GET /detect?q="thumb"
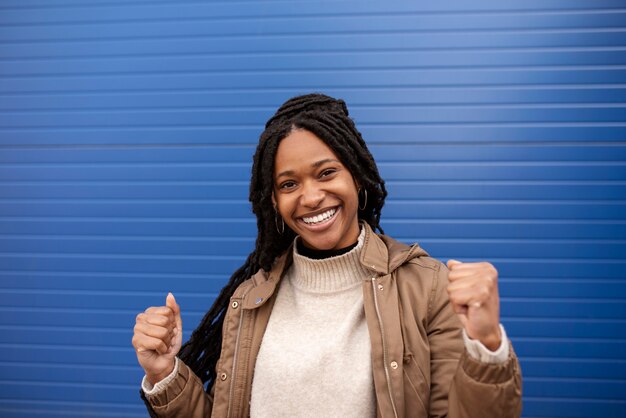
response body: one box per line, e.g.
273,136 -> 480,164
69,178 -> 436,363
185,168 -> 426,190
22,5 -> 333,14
447,259 -> 462,269
166,292 -> 182,330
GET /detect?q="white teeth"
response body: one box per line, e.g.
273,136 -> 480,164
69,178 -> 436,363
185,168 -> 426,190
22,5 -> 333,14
302,208 -> 336,225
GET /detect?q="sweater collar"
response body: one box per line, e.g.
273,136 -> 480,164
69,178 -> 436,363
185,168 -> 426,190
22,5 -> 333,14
242,222 -> 429,309
289,226 -> 371,293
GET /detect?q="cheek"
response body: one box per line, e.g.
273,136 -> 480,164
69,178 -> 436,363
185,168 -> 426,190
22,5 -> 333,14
343,185 -> 359,208
275,194 -> 295,218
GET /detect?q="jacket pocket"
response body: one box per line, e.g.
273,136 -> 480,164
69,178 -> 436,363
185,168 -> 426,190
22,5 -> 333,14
402,353 -> 429,415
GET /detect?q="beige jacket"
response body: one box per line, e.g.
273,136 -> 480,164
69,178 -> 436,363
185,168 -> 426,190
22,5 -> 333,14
143,223 -> 522,417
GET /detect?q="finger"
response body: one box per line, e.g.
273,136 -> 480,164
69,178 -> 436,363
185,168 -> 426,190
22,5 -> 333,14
133,331 -> 171,354
450,263 -> 489,273
447,268 -> 483,282
450,261 -> 497,276
166,292 -> 183,331
136,311 -> 173,327
133,334 -> 171,355
447,279 -> 476,293
135,322 -> 174,342
137,310 -> 175,330
448,287 -> 487,308
447,272 -> 489,291
446,259 -> 462,270
143,314 -> 173,328
145,306 -> 175,319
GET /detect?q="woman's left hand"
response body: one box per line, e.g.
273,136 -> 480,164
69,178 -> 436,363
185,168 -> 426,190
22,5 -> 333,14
446,259 -> 502,351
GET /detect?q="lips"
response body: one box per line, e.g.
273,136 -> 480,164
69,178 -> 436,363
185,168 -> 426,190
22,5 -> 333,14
301,208 -> 337,225
296,206 -> 340,230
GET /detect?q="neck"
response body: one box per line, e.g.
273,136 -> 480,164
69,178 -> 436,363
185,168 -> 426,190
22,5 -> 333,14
296,240 -> 359,260
290,226 -> 370,293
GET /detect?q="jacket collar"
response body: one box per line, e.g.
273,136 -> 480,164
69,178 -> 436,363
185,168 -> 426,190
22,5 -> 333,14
241,222 -> 429,309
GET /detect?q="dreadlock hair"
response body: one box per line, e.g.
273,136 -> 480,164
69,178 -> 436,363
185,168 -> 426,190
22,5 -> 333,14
178,93 -> 388,392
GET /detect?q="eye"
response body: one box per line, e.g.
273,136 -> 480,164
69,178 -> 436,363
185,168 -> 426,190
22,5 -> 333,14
279,180 -> 297,190
320,168 -> 336,178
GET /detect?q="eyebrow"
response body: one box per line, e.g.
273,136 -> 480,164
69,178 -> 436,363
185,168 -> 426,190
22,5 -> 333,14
275,158 -> 340,180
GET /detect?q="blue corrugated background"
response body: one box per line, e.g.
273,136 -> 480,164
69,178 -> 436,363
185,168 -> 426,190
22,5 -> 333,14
1,1 -> 625,417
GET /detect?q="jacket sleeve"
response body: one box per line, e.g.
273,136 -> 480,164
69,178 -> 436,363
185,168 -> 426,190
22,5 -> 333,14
140,358 -> 213,418
427,262 -> 523,418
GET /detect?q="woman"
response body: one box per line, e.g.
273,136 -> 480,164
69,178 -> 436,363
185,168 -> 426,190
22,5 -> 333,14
132,94 -> 522,417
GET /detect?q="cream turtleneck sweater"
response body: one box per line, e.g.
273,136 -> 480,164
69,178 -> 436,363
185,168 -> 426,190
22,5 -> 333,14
250,227 -> 376,418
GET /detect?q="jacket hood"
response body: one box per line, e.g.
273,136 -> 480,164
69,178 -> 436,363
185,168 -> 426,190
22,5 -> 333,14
359,223 -> 430,275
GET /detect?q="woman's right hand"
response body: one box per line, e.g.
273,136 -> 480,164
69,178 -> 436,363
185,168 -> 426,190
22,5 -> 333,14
132,292 -> 183,385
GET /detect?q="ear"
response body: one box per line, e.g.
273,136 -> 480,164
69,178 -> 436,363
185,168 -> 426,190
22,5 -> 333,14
271,192 -> 277,209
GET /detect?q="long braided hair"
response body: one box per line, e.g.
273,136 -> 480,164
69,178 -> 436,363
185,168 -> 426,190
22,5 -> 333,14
178,93 -> 388,391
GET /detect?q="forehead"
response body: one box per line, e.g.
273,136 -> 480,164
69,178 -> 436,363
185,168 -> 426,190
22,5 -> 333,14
273,129 -> 340,173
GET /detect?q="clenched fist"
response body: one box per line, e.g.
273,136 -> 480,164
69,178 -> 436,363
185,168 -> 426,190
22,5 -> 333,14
132,293 -> 183,385
446,260 -> 502,351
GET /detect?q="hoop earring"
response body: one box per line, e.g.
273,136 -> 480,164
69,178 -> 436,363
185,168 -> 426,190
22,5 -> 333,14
275,211 -> 285,234
358,188 -> 368,211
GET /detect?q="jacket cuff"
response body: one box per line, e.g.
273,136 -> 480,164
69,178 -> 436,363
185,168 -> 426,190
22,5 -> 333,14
462,324 -> 509,364
459,342 -> 519,385
143,359 -> 194,408
141,357 -> 180,396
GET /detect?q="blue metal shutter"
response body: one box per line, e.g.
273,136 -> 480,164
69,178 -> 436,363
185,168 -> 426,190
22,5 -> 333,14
0,1 -> 624,417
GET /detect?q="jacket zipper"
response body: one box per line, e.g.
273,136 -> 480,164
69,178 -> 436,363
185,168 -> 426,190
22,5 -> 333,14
226,287 -> 253,418
371,277 -> 399,418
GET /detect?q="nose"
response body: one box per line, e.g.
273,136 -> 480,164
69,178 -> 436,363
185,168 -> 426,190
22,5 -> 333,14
300,180 -> 324,208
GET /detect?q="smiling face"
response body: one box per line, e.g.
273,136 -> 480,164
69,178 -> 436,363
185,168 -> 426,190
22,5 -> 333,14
272,129 -> 361,251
